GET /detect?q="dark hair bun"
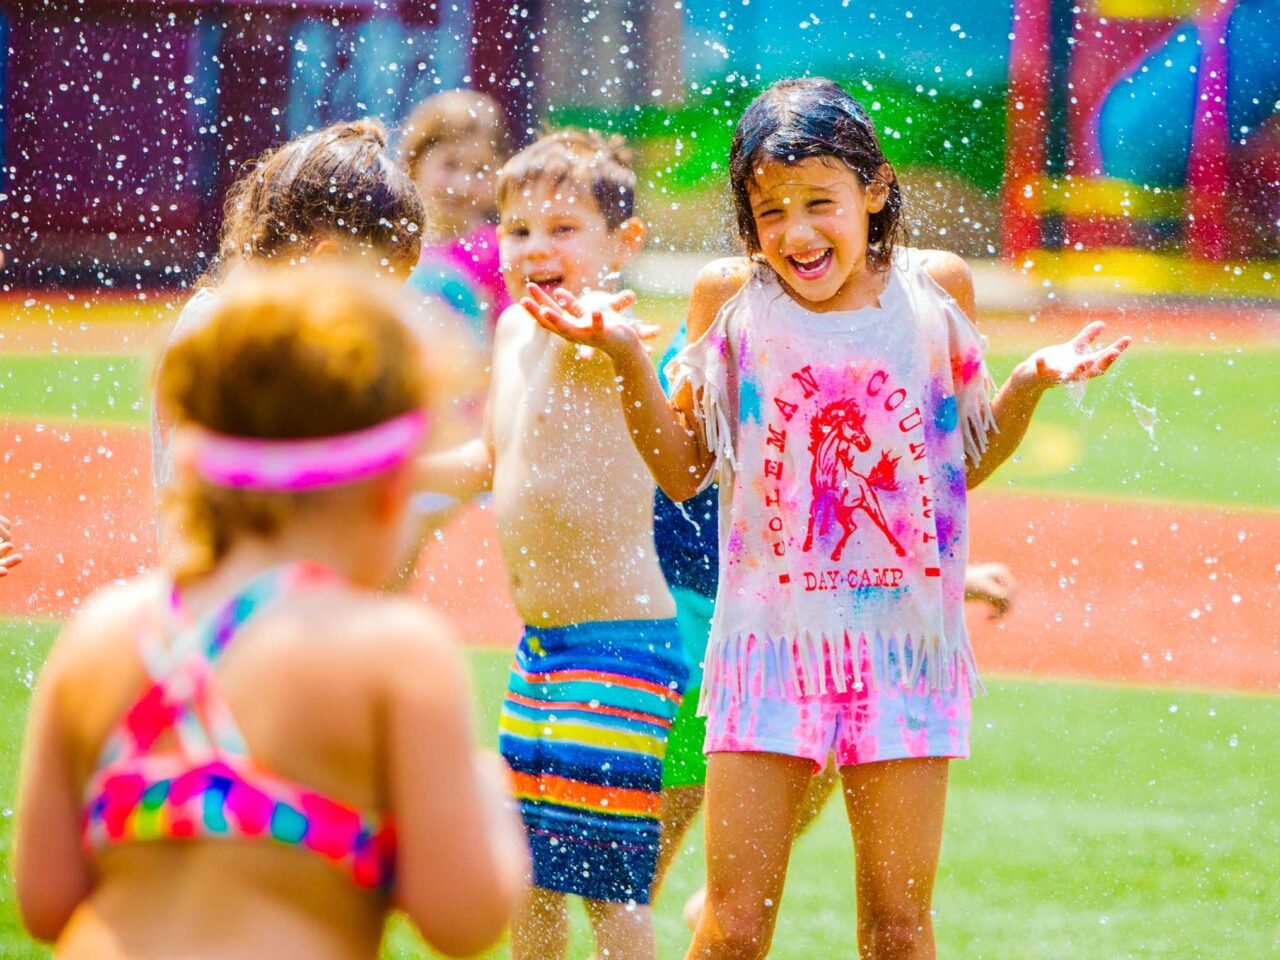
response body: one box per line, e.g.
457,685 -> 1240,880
340,118 -> 390,148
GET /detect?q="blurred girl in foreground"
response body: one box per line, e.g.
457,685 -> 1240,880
15,263 -> 527,960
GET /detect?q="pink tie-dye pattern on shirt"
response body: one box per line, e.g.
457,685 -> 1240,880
701,631 -> 971,769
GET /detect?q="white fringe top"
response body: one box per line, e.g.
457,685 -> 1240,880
667,250 -> 996,709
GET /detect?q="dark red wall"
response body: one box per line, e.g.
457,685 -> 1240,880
0,0 -> 540,285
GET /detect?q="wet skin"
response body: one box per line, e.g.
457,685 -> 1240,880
490,182 -> 674,627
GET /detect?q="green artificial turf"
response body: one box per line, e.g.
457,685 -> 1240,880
0,355 -> 150,425
982,346 -> 1279,509
1,626 -> 1276,959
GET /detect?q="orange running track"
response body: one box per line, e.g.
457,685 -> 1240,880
1,421 -> 1276,694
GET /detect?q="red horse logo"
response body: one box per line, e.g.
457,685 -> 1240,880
801,399 -> 905,561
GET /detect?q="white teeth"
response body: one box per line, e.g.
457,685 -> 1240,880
791,251 -> 829,270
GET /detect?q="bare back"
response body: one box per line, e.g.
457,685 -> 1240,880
20,568 -> 497,960
488,306 -> 674,626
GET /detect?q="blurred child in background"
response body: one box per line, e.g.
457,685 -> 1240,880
401,89 -> 512,348
153,119 -> 427,491
15,263 -> 527,960
151,118 -> 483,567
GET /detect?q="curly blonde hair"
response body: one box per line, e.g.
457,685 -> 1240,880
158,263 -> 427,580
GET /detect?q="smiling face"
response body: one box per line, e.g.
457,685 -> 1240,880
747,157 -> 890,312
497,179 -> 643,301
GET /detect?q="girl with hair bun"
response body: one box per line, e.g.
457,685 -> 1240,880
152,119 -> 482,524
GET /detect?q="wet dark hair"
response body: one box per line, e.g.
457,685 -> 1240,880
729,78 -> 904,271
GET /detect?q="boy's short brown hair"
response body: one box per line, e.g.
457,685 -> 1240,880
400,89 -> 509,180
495,129 -> 636,231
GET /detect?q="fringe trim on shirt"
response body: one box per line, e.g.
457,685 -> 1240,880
696,629 -> 984,715
960,367 -> 998,469
667,357 -> 738,490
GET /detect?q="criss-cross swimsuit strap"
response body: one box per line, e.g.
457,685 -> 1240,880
93,562 -> 340,774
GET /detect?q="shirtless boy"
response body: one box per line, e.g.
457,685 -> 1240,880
418,130 -> 684,960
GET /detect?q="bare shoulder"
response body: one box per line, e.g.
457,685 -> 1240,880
348,596 -> 466,691
50,576 -> 159,674
694,256 -> 753,292
494,301 -> 537,342
488,302 -> 541,372
913,248 -> 975,316
42,577 -> 161,748
688,257 -> 752,340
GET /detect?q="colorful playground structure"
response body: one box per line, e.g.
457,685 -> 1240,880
1,1 -> 1275,293
1002,0 -> 1279,294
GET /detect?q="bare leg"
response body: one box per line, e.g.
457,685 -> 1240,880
654,784 -> 706,900
584,898 -> 656,960
795,758 -> 840,837
840,759 -> 950,960
686,752 -> 813,960
510,886 -> 570,960
682,758 -> 836,933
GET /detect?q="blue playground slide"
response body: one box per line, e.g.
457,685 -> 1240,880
1098,0 -> 1279,187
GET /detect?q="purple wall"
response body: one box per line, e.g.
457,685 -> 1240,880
0,0 -> 539,286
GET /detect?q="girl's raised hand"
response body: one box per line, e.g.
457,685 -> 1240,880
521,284 -> 661,359
1025,321 -> 1132,387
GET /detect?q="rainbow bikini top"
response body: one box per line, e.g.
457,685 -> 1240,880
81,562 -> 397,891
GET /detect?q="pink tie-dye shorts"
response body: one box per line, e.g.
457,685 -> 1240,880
703,634 -> 972,770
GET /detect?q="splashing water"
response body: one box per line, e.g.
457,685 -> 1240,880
1129,395 -> 1158,444
1065,376 -> 1089,407
674,500 -> 703,537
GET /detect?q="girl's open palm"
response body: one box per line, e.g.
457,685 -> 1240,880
521,284 -> 660,358
1028,321 -> 1132,386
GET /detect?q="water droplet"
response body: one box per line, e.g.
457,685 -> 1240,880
1129,396 -> 1158,443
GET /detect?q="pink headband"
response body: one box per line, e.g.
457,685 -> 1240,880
191,410 -> 428,492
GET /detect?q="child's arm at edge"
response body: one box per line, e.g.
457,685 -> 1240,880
14,607 -> 101,940
0,514 -> 22,577
921,252 -> 1130,490
412,306 -> 526,503
414,438 -> 493,501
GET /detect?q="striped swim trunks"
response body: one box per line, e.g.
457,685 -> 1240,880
498,618 -> 687,904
